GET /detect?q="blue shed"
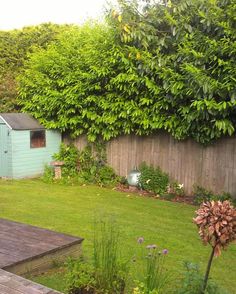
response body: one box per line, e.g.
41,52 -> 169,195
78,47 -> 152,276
0,113 -> 61,178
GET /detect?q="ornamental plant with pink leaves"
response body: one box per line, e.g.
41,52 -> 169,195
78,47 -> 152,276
193,200 -> 236,293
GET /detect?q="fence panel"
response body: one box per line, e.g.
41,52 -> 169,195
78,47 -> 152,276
66,133 -> 236,197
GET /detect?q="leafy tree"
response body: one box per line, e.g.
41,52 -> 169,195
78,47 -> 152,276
0,23 -> 70,112
18,23 -> 123,141
18,0 -> 236,143
109,0 -> 236,143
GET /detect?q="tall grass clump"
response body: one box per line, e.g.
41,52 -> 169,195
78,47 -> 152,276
93,217 -> 129,293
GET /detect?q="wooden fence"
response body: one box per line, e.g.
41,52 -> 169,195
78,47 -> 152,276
65,132 -> 236,197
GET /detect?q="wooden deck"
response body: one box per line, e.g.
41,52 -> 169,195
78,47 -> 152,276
0,269 -> 61,293
0,218 -> 84,293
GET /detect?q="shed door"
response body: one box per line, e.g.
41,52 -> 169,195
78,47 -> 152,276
0,124 -> 9,177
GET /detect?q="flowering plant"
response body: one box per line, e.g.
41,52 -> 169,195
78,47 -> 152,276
133,237 -> 169,294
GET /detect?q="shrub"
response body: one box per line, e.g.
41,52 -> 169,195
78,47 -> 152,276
97,165 -> 118,186
65,259 -> 96,294
138,163 -> 169,195
193,185 -> 235,206
43,142 -> 118,186
78,145 -> 119,186
53,143 -> 79,177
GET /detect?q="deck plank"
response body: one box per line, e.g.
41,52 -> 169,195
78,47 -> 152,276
0,269 -> 61,293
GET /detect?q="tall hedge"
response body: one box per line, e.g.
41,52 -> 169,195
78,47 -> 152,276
0,23 -> 70,112
18,0 -> 236,143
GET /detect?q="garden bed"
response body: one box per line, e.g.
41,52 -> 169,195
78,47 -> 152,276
116,183 -> 195,205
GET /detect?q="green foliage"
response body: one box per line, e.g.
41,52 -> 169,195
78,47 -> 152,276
42,165 -> 54,183
109,0 -> 236,144
161,181 -> 185,200
133,281 -> 159,294
97,165 -> 118,186
66,217 -> 129,294
193,185 -> 235,206
7,0 -> 236,143
176,262 -> 229,294
169,181 -> 185,197
120,176 -> 129,186
93,217 -> 129,293
138,162 -> 169,195
43,142 -> 118,186
133,237 -> 170,294
53,143 -> 79,176
18,23 -> 123,141
65,259 -> 96,294
0,23 -> 69,112
78,144 -> 118,186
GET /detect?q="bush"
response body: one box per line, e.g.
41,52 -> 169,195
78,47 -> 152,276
138,163 -> 169,195
97,165 -> 118,186
193,185 -> 235,206
43,143 -> 118,186
53,143 -> 79,177
65,259 -> 96,294
78,145 -> 119,186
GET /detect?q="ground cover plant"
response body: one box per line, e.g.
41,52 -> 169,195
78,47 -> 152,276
0,179 -> 235,293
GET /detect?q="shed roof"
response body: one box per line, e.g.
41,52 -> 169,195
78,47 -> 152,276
0,113 -> 45,130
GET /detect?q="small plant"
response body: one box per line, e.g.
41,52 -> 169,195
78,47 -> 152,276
42,164 -> 54,183
78,145 -> 118,186
193,201 -> 236,293
93,217 -> 129,293
97,165 -> 118,186
53,143 -> 79,177
133,281 -> 159,294
193,185 -> 235,206
120,176 -> 129,187
176,262 -> 229,294
65,258 -> 96,294
169,182 -> 184,197
133,237 -> 169,294
138,163 -> 169,196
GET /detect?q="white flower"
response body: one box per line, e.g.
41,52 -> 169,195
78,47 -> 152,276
146,179 -> 151,184
178,184 -> 184,189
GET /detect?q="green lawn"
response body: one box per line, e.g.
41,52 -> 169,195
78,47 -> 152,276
0,179 -> 235,293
